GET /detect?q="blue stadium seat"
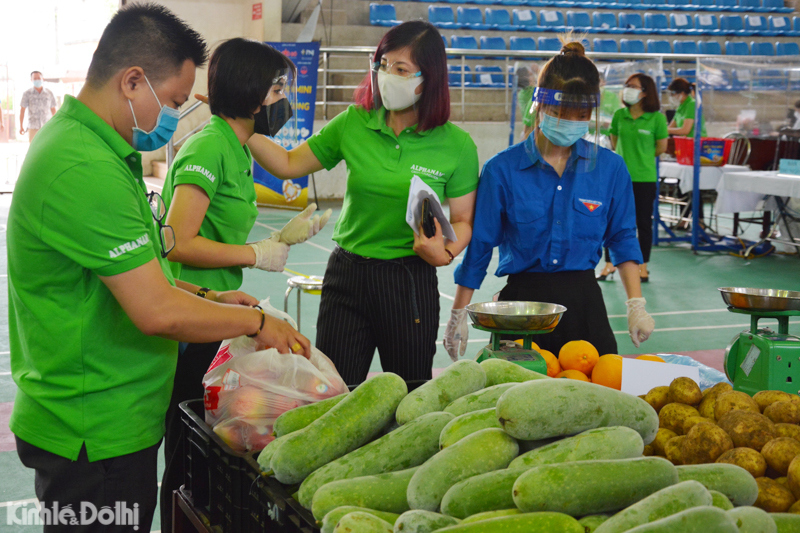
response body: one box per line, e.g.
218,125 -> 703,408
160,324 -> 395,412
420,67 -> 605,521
485,8 -> 515,31
369,4 -> 400,27
768,16 -> 794,34
669,0 -> 695,10
645,13 -> 676,35
676,69 -> 696,82
448,65 -> 473,87
715,0 -> 738,8
695,14 -> 720,33
795,16 -> 800,32
475,65 -> 506,87
451,35 -> 479,54
725,40 -> 751,54
776,41 -> 800,54
593,38 -> 619,53
593,12 -> 623,33
620,39 -> 646,53
736,0 -> 762,10
442,35 -> 448,49
670,13 -> 698,33
745,15 -> 772,34
693,0 -> 724,11
720,15 -> 750,35
567,11 -> 593,32
617,0 -> 645,9
480,36 -> 507,51
457,7 -> 489,30
646,0 -> 673,10
539,10 -> 566,31
429,6 -> 459,29
750,41 -> 775,54
646,39 -> 672,54
673,40 -> 699,54
538,37 -> 563,51
698,40 -> 722,54
512,9 -> 538,30
619,13 -> 648,34
509,36 -> 537,51
762,0 -> 793,12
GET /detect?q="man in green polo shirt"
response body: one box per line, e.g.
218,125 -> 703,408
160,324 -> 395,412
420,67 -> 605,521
7,5 -> 309,531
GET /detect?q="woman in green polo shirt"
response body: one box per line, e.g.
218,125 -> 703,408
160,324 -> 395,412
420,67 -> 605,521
598,74 -> 668,283
667,77 -> 707,138
246,21 -> 480,386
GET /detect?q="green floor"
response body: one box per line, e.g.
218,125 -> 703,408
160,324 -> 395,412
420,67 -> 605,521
0,199 -> 798,531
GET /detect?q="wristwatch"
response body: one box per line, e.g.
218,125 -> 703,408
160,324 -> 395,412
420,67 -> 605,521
195,287 -> 211,299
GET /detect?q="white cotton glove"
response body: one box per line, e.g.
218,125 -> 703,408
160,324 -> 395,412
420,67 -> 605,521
249,235 -> 289,272
444,308 -> 470,362
626,297 -> 655,348
273,203 -> 333,245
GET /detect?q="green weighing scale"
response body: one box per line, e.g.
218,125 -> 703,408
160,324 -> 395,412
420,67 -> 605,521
464,301 -> 567,374
720,287 -> 800,396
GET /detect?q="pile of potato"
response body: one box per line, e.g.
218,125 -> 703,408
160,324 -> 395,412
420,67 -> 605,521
641,378 -> 800,513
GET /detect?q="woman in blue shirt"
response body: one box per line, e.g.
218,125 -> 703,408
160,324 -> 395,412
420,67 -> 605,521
444,41 -> 655,359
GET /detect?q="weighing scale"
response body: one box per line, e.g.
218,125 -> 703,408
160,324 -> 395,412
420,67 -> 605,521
464,301 -> 567,375
720,288 -> 800,396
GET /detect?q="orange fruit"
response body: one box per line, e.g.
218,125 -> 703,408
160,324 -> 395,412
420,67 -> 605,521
556,369 -> 591,382
591,354 -> 624,390
558,340 -> 600,375
538,349 -> 561,377
637,354 -> 666,363
514,339 -> 541,351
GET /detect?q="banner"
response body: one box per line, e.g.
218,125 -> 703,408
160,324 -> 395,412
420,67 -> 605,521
253,41 -> 320,208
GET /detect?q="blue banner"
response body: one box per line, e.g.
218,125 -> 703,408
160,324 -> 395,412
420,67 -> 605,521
253,41 -> 320,208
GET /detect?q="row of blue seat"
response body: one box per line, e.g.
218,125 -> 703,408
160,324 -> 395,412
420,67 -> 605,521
375,0 -> 793,12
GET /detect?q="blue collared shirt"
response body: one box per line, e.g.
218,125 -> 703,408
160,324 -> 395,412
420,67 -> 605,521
454,135 -> 643,290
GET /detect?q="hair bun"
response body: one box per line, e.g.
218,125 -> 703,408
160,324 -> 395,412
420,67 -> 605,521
561,41 -> 586,57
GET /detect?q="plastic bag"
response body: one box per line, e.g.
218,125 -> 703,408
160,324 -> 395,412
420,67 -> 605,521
203,298 -> 348,453
656,354 -> 732,391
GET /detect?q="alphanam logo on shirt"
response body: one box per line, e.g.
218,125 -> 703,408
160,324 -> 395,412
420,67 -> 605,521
184,164 -> 216,183
410,164 -> 444,180
579,198 -> 603,212
109,233 -> 150,258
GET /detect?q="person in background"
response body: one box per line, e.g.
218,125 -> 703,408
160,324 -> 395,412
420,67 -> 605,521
444,40 -> 655,361
516,63 -> 539,140
7,6 -> 309,532
245,20 -> 480,385
597,74 -> 668,283
19,71 -> 57,142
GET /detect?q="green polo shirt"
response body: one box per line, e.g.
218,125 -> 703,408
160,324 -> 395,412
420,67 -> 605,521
307,105 -> 479,260
674,95 -> 707,138
8,95 -> 178,462
518,86 -> 536,128
162,115 -> 258,291
609,107 -> 669,183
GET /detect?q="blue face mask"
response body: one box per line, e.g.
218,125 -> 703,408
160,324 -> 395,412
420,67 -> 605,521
128,75 -> 180,152
539,113 -> 589,147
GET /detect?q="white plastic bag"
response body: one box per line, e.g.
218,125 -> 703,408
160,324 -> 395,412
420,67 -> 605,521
203,298 -> 348,453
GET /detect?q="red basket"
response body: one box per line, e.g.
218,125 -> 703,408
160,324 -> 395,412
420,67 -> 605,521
674,137 -> 733,167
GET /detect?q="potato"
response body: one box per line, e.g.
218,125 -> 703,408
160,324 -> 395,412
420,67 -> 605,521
698,394 -> 718,420
777,477 -> 789,485
754,390 -> 800,412
761,437 -> 800,476
755,477 -> 796,512
776,424 -> 800,443
659,403 -> 701,434
670,377 -> 703,405
788,500 -> 800,514
642,444 -> 654,456
645,386 -> 672,414
787,455 -> 800,499
714,390 -> 761,420
680,422 -> 734,464
683,416 -> 713,435
652,428 -> 678,456
703,382 -> 733,398
716,409 -> 777,451
765,401 -> 800,425
665,435 -> 686,465
716,447 -> 768,478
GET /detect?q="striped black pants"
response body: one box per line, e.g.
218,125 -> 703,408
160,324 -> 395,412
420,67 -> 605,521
315,246 -> 440,386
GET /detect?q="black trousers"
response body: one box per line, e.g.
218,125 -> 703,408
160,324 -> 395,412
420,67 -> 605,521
315,246 -> 440,386
159,340 -> 221,533
604,181 -> 657,264
499,270 -> 617,356
15,436 -> 159,533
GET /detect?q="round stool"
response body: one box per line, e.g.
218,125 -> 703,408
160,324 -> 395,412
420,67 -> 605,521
284,275 -> 324,333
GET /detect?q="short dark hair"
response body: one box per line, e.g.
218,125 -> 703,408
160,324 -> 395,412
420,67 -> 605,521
208,38 -> 295,119
86,3 -> 207,88
627,73 -> 660,113
30,71 -> 42,78
668,78 -> 692,95
354,21 -> 450,132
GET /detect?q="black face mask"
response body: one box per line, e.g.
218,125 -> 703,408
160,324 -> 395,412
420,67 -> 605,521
253,99 -> 293,137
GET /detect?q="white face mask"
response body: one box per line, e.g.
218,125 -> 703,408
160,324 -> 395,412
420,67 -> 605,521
377,69 -> 423,111
670,94 -> 682,107
622,87 -> 643,105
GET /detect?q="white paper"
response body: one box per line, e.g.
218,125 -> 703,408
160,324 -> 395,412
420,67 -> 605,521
773,17 -> 786,27
543,11 -> 558,22
699,15 -> 712,26
620,358 -> 700,397
675,14 -> 688,26
748,15 -> 761,26
517,9 -> 533,21
406,175 -> 457,242
480,73 -> 494,85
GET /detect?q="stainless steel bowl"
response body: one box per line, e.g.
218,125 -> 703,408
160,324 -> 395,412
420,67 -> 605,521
718,287 -> 800,312
465,301 -> 567,331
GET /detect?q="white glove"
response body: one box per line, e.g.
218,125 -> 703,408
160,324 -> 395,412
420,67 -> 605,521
249,235 -> 289,272
444,308 -> 470,362
274,203 -> 333,245
626,297 -> 655,348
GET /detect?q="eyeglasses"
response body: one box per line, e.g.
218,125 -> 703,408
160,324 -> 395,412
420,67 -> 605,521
147,191 -> 176,259
372,60 -> 422,79
624,83 -> 642,90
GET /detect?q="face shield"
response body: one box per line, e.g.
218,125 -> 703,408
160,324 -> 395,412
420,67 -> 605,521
532,87 -> 600,173
254,68 -> 299,146
370,57 -> 424,111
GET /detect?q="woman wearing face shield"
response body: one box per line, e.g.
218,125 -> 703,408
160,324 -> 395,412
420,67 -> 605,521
445,41 -> 655,362
245,21 -> 480,385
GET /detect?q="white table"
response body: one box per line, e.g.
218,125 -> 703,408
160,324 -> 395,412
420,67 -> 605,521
659,162 -> 751,193
716,171 -> 800,214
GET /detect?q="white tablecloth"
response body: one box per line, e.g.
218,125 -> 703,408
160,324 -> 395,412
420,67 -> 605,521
715,171 -> 800,214
658,162 -> 751,193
